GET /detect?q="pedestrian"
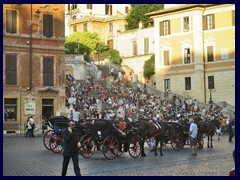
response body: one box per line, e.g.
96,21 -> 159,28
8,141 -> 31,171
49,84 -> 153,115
25,117 -> 31,138
61,120 -> 81,176
72,108 -> 81,123
29,116 -> 35,139
227,119 -> 234,142
42,116 -> 47,135
189,118 -> 198,156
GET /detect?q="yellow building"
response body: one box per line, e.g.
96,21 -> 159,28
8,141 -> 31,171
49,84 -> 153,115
65,4 -> 130,48
3,4 -> 66,134
147,4 -> 235,106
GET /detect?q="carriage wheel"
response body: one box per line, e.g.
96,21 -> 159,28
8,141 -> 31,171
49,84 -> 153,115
50,133 -> 64,153
171,133 -> 184,151
102,136 -> 119,160
43,130 -> 54,150
128,136 -> 141,158
79,134 -> 96,158
197,136 -> 204,149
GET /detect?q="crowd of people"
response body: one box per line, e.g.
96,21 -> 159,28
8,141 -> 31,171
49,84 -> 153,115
65,73 -> 234,131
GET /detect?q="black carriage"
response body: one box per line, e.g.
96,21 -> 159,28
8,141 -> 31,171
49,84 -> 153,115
79,119 -> 141,160
43,116 -> 72,153
146,121 -> 186,151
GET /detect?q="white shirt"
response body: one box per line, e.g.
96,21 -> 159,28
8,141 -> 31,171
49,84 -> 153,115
189,122 -> 198,138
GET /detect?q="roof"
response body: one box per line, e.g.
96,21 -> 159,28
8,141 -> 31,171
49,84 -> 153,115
145,4 -> 223,17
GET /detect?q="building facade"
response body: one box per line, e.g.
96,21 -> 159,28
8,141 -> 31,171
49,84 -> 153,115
65,4 -> 130,48
3,4 -> 66,134
147,4 -> 235,106
117,26 -> 155,85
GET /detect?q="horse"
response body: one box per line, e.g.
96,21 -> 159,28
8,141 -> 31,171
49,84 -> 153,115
137,119 -> 166,156
196,119 -> 221,148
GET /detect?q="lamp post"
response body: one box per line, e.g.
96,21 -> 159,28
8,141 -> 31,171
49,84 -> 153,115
28,4 -> 41,90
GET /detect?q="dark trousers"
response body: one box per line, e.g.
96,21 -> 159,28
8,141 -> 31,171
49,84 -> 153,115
25,129 -> 30,138
30,129 -> 35,138
61,152 -> 81,176
229,130 -> 234,142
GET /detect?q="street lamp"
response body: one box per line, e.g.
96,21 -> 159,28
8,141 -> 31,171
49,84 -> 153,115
209,82 -> 213,104
28,4 -> 41,90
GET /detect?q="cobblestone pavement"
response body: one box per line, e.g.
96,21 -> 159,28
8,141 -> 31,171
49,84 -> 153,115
3,133 -> 235,176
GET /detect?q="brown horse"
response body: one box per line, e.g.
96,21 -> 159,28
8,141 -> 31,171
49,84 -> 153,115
196,119 -> 221,148
137,119 -> 166,156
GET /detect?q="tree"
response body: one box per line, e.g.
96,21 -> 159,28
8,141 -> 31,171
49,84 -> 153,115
65,31 -> 100,55
125,4 -> 164,30
143,55 -> 155,78
109,48 -> 121,65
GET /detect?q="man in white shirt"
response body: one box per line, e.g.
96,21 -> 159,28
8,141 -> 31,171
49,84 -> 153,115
189,118 -> 198,156
72,108 -> 81,123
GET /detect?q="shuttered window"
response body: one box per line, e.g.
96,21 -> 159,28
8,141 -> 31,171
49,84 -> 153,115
208,76 -> 215,89
144,38 -> 149,55
105,4 -> 112,15
160,20 -> 170,36
43,57 -> 54,86
84,23 -> 87,31
5,55 -> 17,85
43,14 -> 53,37
132,40 -> 137,56
184,48 -> 191,64
185,77 -> 191,90
207,46 -> 214,62
87,4 -> 92,9
107,39 -> 113,49
232,10 -> 235,26
203,14 -> 215,30
164,50 -> 170,66
6,10 -> 17,33
183,16 -> 189,32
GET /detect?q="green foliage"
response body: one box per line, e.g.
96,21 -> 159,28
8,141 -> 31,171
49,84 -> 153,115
109,48 -> 121,65
143,55 -> 155,78
125,4 -> 164,30
65,31 -> 100,55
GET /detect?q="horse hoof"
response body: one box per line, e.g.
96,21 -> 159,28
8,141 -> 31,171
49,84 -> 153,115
160,154 -> 164,156
141,154 -> 146,157
155,154 -> 158,156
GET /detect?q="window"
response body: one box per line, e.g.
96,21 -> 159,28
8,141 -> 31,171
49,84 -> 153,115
67,4 -> 71,11
203,14 -> 215,30
72,4 -> 77,10
73,25 -> 77,32
183,16 -> 189,32
107,39 -> 113,49
144,38 -> 149,55
43,57 -> 54,86
5,55 -> 17,85
43,14 -> 53,37
4,98 -> 17,121
132,40 -> 137,56
163,50 -> 170,66
105,4 -> 112,15
87,4 -> 92,10
160,20 -> 170,36
109,23 -> 113,32
83,23 -> 87,31
6,9 -> 17,33
125,6 -> 129,14
185,77 -> 191,90
232,10 -> 235,26
164,79 -> 170,92
220,48 -> 229,60
208,76 -> 215,89
42,99 -> 54,118
72,15 -> 76,20
184,48 -> 191,64
207,46 -> 214,62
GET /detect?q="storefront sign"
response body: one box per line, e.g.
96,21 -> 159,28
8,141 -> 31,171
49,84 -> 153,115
24,94 -> 36,115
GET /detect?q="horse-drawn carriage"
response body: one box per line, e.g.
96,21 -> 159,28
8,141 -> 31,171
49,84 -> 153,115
43,116 -> 82,153
79,119 -> 141,160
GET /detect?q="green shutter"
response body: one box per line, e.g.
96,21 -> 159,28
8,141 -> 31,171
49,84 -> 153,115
232,10 -> 235,26
168,20 -> 170,35
43,58 -> 54,86
43,14 -> 53,37
160,21 -> 163,36
6,55 -> 17,85
212,14 -> 215,29
6,10 -> 17,33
